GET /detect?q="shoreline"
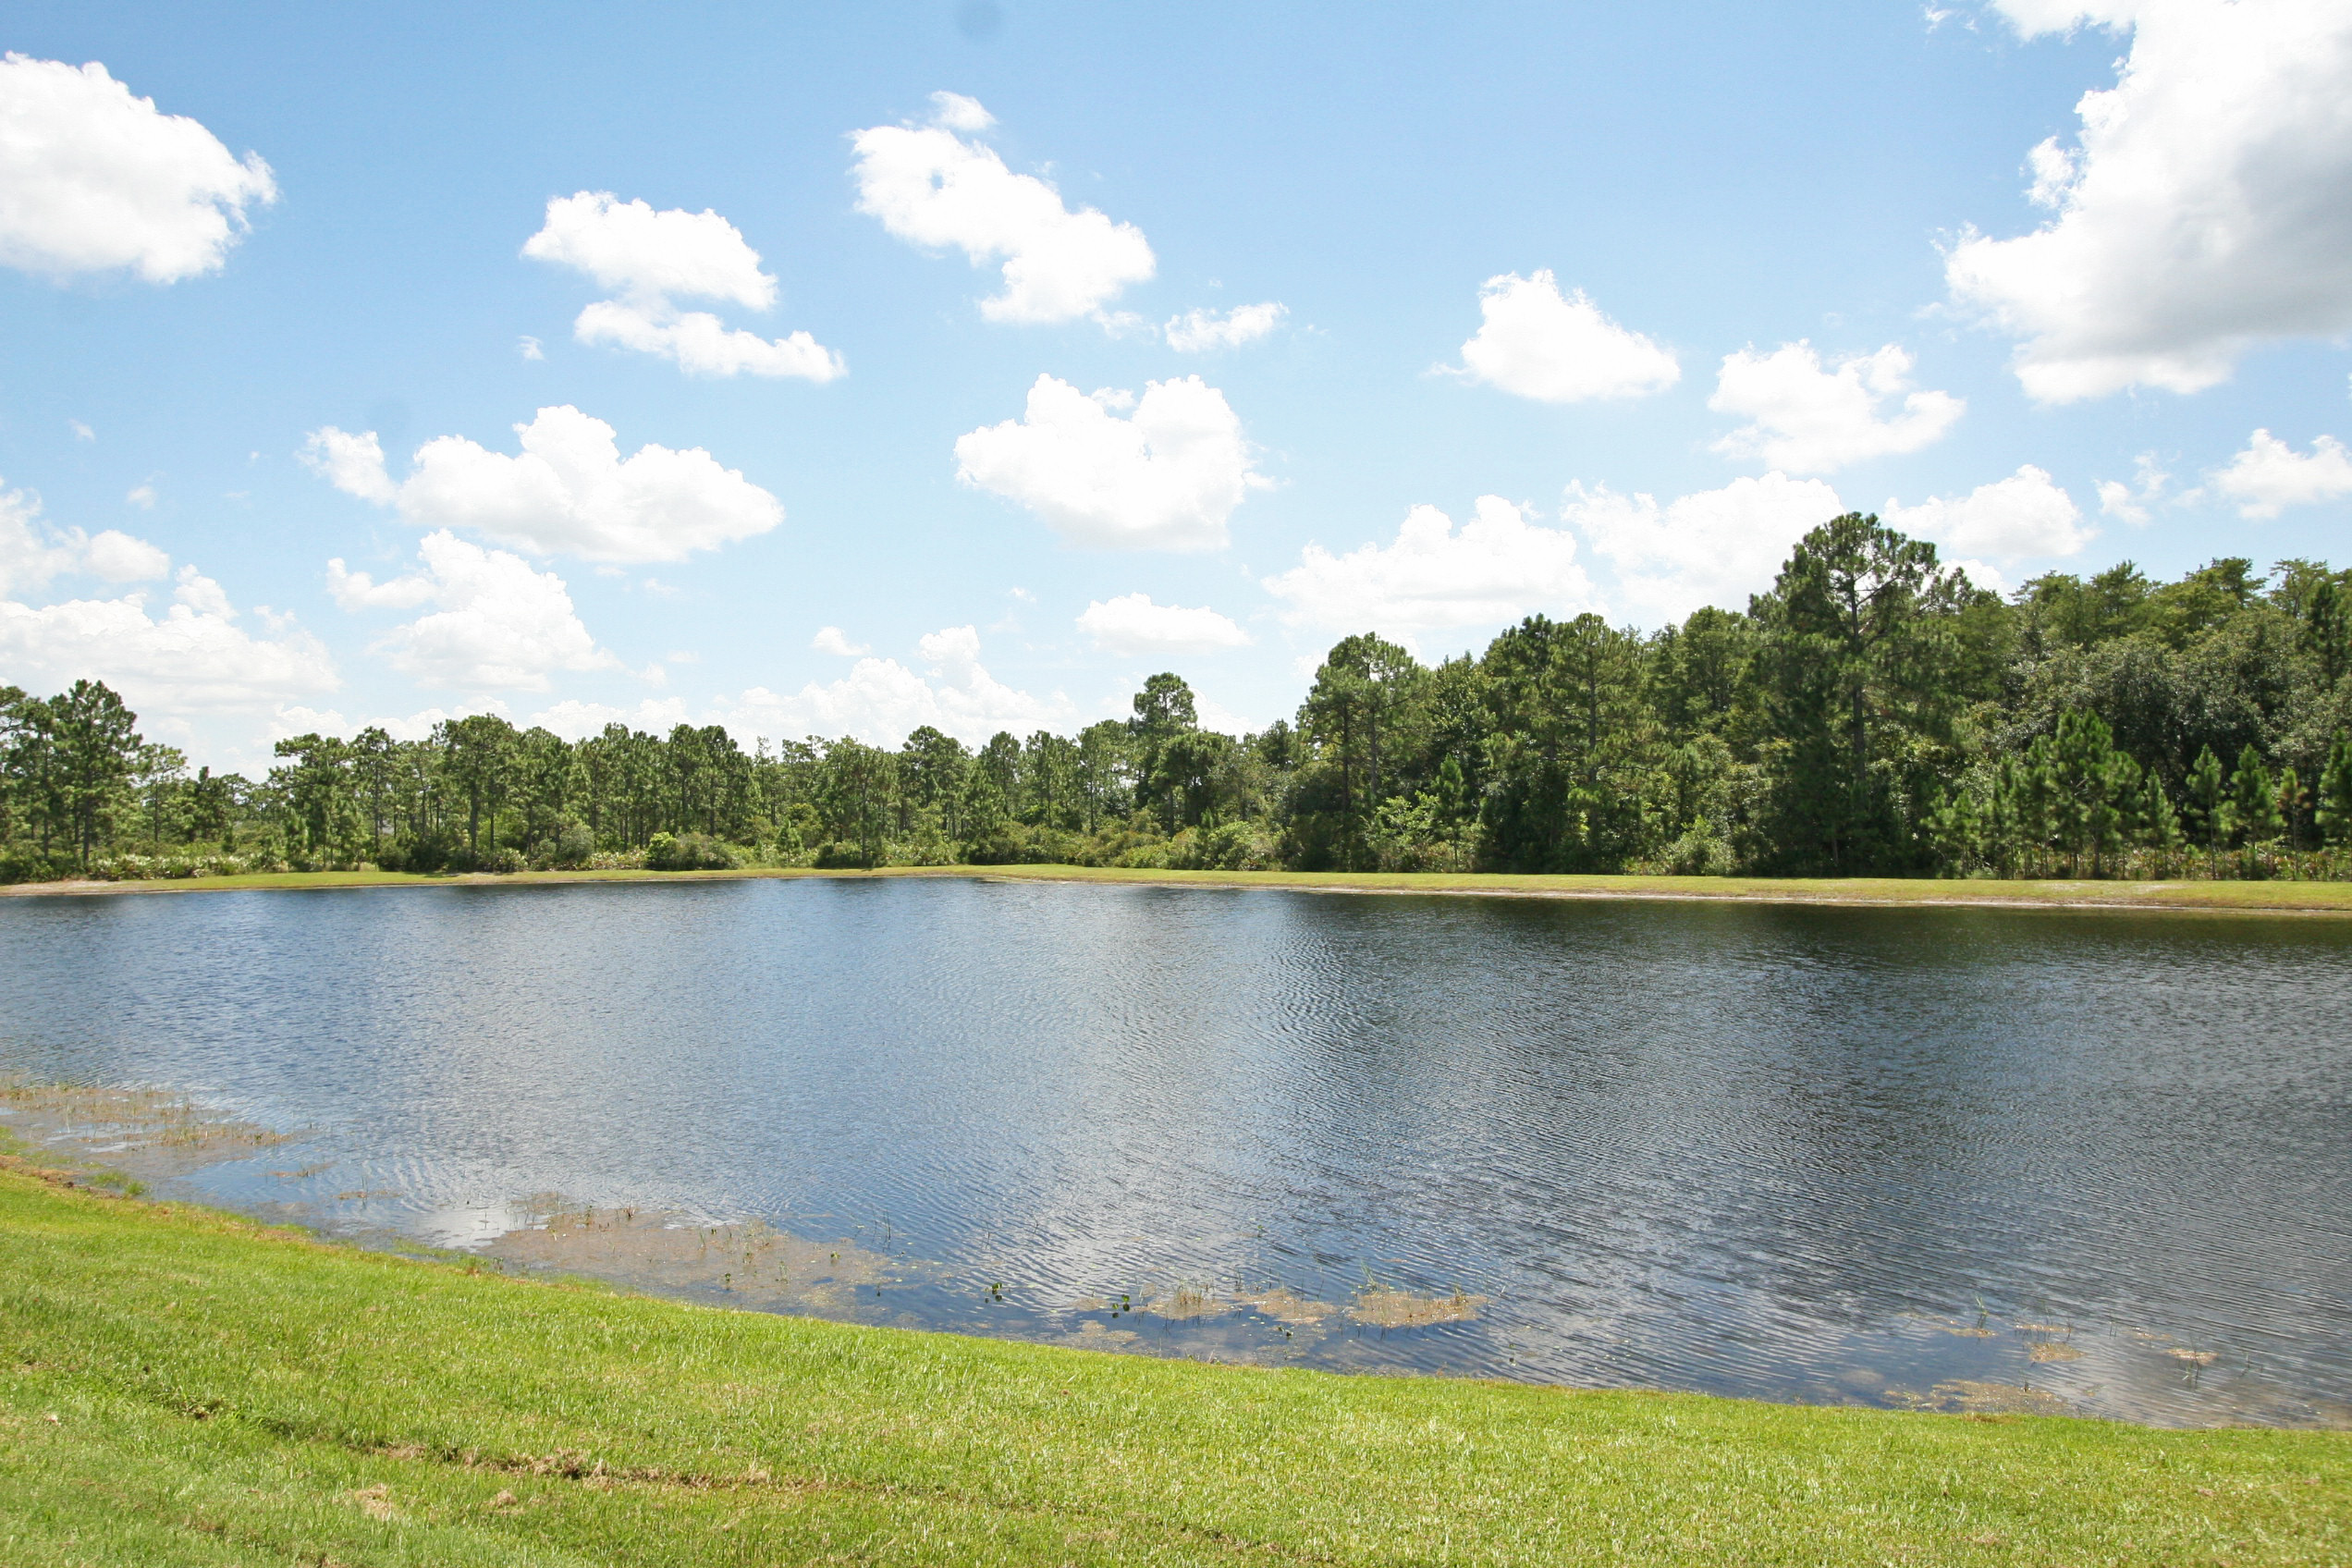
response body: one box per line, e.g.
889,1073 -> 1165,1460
3,1158 -> 2344,1565
7,861 -> 2352,915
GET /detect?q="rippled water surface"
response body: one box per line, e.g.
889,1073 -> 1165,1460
3,878 -> 2347,1426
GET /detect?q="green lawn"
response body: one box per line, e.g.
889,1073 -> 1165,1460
13,862 -> 2352,914
2,1162 -> 2343,1566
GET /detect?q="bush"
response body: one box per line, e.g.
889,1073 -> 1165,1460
645,831 -> 737,871
533,820 -> 596,870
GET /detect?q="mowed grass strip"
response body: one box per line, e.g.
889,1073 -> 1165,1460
1,1166 -> 2345,1565
14,863 -> 2352,915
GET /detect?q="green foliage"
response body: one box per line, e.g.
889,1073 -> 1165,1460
14,530 -> 2352,887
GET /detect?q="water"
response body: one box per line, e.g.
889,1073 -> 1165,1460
2,877 -> 2346,1427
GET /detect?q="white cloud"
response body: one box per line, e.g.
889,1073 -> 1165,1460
1709,342 -> 1964,472
1949,1 -> 2352,400
306,406 -> 784,564
519,335 -> 544,361
0,490 -> 331,712
723,624 -> 1072,746
851,93 -> 1155,325
0,481 -> 175,598
1452,271 -> 1679,403
570,299 -> 844,380
300,426 -> 397,504
1562,472 -> 1846,623
955,374 -> 1261,551
522,190 -> 775,308
68,420 -> 94,442
811,625 -> 870,656
0,54 -> 276,283
328,530 -> 614,692
2096,451 -> 2169,525
1076,592 -> 1250,655
81,528 -> 170,582
523,695 -> 691,741
124,484 -> 156,509
1264,496 -> 1597,641
523,191 -> 843,381
1165,301 -> 1287,352
1883,465 -> 2090,559
2211,429 -> 2352,519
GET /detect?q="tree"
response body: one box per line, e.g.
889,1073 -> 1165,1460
2231,743 -> 2283,868
1750,515 -> 1971,873
2318,730 -> 2352,851
51,680 -> 140,871
816,739 -> 895,867
1480,616 -> 1652,873
440,714 -> 517,855
1297,636 -> 1423,865
2185,745 -> 2234,876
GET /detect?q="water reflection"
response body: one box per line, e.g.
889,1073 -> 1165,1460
0,878 -> 2346,1427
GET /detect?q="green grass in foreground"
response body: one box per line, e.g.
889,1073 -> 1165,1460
0,1163 -> 2344,1565
15,862 -> 2352,913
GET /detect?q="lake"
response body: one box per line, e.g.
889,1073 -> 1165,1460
1,876 -> 2346,1427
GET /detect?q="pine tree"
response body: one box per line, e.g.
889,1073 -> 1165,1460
2316,730 -> 2352,853
2232,744 -> 2283,876
2275,765 -> 2310,861
2185,745 -> 2232,877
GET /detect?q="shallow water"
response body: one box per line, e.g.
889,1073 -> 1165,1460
2,877 -> 2346,1426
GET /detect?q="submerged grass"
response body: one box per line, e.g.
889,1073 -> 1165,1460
1,1160 -> 2345,1566
11,861 -> 2352,914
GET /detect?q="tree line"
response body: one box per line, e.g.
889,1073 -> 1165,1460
8,514 -> 2352,884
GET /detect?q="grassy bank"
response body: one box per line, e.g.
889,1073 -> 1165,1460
1,1162 -> 2344,1566
11,862 -> 2352,914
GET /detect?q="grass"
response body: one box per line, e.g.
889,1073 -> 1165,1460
12,862 -> 2352,914
1,1160 -> 2344,1565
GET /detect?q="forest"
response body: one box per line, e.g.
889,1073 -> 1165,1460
7,514 -> 2352,885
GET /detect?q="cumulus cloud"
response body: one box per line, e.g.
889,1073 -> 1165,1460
0,482 -> 330,710
304,406 -> 783,564
1948,1 -> 2352,400
1709,343 -> 1964,472
1452,271 -> 1680,403
1562,472 -> 1846,623
327,530 -> 614,691
0,482 -> 176,598
2211,430 -> 2352,519
955,374 -> 1262,551
851,92 -> 1155,325
523,191 -> 843,380
0,54 -> 276,283
2096,451 -> 2170,525
1883,465 -> 2091,559
1075,592 -> 1250,655
724,625 -> 1072,746
300,426 -> 396,504
1263,496 -> 1597,642
80,528 -> 171,582
1164,301 -> 1287,352
810,625 -> 870,656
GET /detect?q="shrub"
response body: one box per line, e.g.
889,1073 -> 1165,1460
646,831 -> 737,871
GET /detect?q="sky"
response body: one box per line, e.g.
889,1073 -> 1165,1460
2,0 -> 2348,769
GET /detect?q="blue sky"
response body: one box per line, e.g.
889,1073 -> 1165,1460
3,1 -> 2348,767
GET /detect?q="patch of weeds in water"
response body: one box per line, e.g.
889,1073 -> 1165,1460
0,1076 -> 299,1181
1233,1285 -> 1336,1325
1144,1284 -> 1232,1321
1347,1286 -> 1486,1329
478,1200 -> 913,1314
